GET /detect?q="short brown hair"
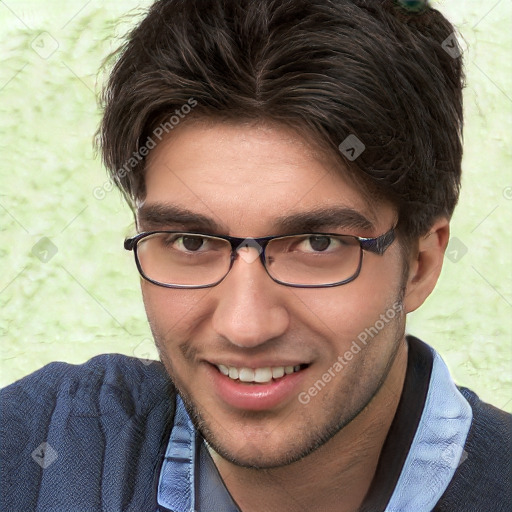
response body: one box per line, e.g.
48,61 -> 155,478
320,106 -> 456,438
98,0 -> 464,239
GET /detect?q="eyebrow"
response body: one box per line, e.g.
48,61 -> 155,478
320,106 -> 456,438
275,207 -> 375,233
137,204 -> 227,233
137,203 -> 375,234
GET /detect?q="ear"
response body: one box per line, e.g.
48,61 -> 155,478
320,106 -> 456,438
403,217 -> 450,314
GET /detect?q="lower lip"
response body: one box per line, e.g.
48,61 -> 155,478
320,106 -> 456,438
206,364 -> 309,411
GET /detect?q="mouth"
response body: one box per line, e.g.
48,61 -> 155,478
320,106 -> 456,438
214,363 -> 308,384
206,361 -> 311,411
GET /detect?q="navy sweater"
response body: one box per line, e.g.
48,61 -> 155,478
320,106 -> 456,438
1,353 -> 510,511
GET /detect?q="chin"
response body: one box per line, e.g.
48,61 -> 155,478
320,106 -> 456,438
191,401 -> 358,470
206,434 -> 311,469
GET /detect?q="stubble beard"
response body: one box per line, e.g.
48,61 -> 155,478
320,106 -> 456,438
152,298 -> 407,470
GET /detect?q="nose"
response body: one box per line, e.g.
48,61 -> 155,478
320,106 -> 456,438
211,247 -> 290,348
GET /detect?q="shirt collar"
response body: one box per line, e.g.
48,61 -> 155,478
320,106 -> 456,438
383,338 -> 472,511
157,395 -> 239,512
157,337 -> 472,512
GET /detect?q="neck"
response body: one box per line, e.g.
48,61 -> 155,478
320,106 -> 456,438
210,338 -> 409,512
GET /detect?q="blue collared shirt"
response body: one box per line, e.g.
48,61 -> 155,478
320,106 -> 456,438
156,337 -> 472,512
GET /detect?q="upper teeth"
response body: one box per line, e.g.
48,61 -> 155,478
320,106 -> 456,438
217,364 -> 301,383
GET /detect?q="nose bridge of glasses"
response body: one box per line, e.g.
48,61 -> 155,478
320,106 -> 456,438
228,236 -> 268,266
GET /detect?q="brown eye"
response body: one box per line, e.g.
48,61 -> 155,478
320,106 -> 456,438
308,236 -> 331,252
181,236 -> 205,251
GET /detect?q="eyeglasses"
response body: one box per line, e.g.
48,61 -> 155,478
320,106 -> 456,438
124,228 -> 395,289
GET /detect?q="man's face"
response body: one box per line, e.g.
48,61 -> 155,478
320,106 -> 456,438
138,121 -> 407,468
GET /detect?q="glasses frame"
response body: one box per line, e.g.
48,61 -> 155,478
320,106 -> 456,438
124,227 -> 396,289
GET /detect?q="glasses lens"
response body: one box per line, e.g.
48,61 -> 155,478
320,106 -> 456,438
265,234 -> 361,286
136,233 -> 231,287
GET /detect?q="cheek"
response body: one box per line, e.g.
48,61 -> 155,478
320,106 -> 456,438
141,283 -> 211,340
291,291 -> 386,351
292,253 -> 403,343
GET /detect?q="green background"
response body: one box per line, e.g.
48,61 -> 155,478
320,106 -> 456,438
1,0 -> 511,412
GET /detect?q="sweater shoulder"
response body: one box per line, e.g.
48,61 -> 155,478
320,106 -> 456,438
0,355 -> 176,511
0,354 -> 175,430
435,387 -> 512,511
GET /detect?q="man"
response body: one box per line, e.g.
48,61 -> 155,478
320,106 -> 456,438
1,0 -> 510,511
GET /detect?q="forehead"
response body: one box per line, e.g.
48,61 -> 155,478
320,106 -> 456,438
141,120 -> 394,235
